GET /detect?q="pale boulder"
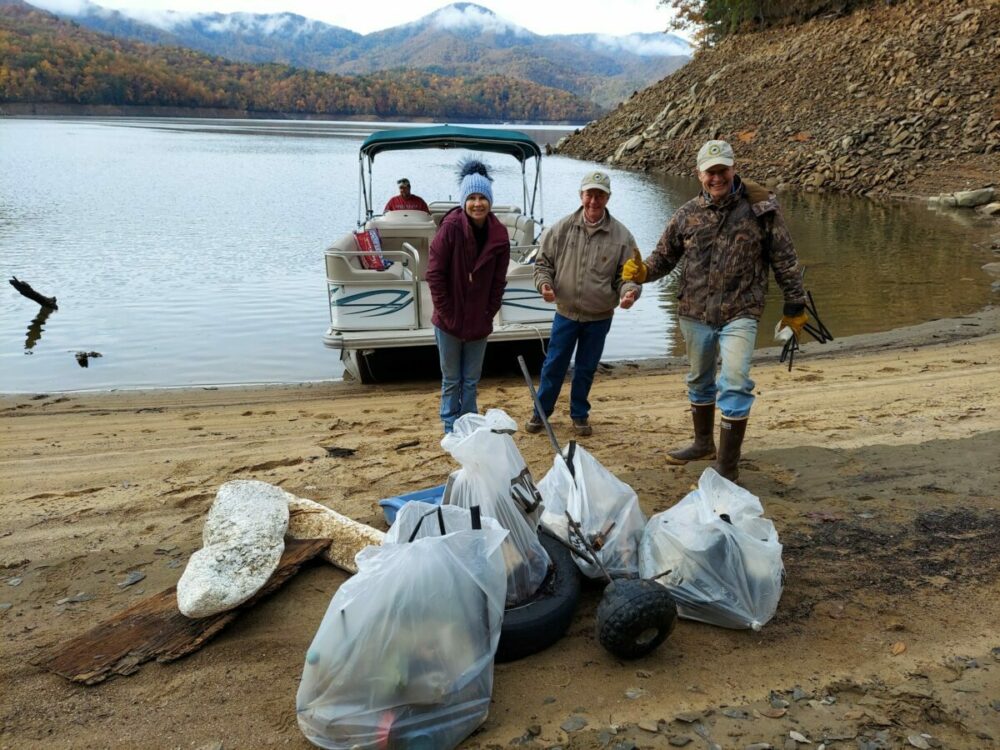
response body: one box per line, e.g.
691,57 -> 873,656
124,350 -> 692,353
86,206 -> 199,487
177,480 -> 291,618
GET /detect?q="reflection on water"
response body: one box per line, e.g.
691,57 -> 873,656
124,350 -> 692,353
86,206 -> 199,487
0,117 -> 995,392
23,306 -> 54,352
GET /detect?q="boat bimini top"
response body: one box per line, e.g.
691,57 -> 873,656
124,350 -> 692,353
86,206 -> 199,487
358,124 -> 544,227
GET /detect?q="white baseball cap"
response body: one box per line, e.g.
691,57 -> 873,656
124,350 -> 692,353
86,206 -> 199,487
696,140 -> 735,171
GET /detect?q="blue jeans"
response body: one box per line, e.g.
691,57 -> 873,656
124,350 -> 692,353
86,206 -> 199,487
534,313 -> 613,421
434,327 -> 488,433
679,316 -> 758,419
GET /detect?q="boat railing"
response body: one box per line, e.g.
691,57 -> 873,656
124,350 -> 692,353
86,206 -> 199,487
325,243 -> 423,330
510,243 -> 541,264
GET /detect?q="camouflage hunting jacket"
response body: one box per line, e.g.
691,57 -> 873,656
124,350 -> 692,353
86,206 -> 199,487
622,178 -> 806,326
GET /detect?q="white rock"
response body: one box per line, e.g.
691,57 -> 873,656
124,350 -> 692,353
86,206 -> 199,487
953,187 -> 995,208
177,480 -> 291,618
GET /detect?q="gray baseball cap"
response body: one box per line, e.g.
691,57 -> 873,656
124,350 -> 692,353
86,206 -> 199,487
697,140 -> 735,171
580,170 -> 611,193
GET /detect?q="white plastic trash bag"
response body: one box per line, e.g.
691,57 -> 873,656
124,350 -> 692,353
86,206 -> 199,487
442,409 -> 550,606
297,501 -> 508,750
538,442 -> 646,579
639,467 -> 784,630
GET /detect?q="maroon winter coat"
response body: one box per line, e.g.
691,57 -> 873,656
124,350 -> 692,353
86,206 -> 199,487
426,206 -> 510,341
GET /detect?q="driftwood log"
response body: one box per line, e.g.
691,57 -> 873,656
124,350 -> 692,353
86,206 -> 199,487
286,495 -> 385,573
36,538 -> 329,685
9,277 -> 57,309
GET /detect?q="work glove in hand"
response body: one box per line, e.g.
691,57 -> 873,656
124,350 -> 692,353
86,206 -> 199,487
779,311 -> 809,338
621,248 -> 648,284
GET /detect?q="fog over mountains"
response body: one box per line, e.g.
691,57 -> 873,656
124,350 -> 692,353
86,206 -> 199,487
28,0 -> 691,107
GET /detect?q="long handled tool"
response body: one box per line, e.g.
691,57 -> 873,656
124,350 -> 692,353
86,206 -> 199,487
517,355 -> 573,479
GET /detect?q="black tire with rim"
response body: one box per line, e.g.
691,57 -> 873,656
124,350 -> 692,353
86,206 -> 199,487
596,578 -> 677,660
496,532 -> 581,662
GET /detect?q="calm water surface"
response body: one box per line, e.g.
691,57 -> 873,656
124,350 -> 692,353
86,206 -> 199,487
1,117 -> 995,392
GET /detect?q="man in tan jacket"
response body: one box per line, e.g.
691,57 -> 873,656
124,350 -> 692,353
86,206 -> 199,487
527,171 -> 638,437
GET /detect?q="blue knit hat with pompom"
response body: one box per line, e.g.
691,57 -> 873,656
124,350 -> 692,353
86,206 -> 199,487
458,158 -> 494,206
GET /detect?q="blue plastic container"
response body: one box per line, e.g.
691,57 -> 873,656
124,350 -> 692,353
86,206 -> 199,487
379,484 -> 447,526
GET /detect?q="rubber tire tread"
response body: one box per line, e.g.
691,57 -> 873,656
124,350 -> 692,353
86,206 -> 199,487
496,532 -> 581,663
596,579 -> 677,660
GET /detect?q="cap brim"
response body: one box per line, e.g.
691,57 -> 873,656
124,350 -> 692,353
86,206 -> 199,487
580,183 -> 611,193
698,157 -> 734,171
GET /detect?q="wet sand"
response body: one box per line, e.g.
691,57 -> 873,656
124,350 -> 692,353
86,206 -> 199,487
1,307 -> 999,749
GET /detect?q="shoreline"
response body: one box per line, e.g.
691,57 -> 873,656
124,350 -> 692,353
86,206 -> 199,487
2,305 -> 996,399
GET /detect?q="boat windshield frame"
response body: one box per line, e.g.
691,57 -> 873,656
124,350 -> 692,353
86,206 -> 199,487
357,125 -> 543,227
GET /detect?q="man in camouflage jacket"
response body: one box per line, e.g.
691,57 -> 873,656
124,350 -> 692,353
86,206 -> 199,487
621,140 -> 808,482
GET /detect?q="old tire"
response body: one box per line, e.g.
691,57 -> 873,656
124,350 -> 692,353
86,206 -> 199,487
496,532 -> 581,662
596,578 -> 677,660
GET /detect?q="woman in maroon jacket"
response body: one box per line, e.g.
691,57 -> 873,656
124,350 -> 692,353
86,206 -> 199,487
426,160 -> 511,433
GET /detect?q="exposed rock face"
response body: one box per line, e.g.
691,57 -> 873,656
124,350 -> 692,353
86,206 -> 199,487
176,480 -> 290,618
555,0 -> 999,198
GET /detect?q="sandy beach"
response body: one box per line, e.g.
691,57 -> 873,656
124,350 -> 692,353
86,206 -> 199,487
2,307 -> 999,749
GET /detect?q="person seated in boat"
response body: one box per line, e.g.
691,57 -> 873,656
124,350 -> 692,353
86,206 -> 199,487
384,177 -> 430,213
426,159 -> 510,433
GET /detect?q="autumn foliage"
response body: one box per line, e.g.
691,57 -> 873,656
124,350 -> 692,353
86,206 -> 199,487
0,4 -> 603,121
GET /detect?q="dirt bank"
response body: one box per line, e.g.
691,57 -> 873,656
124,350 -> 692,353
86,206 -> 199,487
556,0 -> 1000,200
1,309 -> 999,749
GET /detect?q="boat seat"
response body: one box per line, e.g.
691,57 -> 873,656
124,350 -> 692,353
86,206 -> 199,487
500,213 -> 536,246
367,213 -> 438,278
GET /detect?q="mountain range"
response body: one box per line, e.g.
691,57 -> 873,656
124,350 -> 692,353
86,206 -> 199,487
27,1 -> 691,108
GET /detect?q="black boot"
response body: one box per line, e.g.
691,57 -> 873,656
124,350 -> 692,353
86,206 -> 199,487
665,403 -> 716,464
713,416 -> 747,482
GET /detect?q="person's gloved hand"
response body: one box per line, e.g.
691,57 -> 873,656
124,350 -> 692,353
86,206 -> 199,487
779,307 -> 809,338
621,248 -> 647,284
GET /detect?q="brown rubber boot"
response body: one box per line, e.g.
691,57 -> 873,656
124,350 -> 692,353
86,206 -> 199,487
713,416 -> 748,482
665,403 -> 716,465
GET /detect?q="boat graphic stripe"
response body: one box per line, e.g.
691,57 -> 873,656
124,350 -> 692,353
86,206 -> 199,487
502,287 -> 550,312
330,288 -> 414,318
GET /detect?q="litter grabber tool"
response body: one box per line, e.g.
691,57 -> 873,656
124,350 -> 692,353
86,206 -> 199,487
517,354 -> 573,480
776,289 -> 834,371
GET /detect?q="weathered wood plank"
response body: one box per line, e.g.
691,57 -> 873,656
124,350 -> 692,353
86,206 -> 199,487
37,538 -> 329,685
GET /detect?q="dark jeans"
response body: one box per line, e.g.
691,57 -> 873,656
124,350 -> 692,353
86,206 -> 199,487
534,313 -> 613,421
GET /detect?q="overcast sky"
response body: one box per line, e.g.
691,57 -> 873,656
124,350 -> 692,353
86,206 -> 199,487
32,0 -> 681,36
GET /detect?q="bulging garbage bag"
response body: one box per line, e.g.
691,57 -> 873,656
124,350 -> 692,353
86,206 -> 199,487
442,409 -> 550,606
639,467 -> 783,630
297,501 -> 508,750
538,442 -> 646,579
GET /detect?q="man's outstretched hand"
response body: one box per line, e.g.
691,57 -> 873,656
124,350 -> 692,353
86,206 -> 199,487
540,283 -> 556,303
622,248 -> 648,284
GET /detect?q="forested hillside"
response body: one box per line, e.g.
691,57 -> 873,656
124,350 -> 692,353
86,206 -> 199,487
559,0 -> 999,197
0,2 -> 602,122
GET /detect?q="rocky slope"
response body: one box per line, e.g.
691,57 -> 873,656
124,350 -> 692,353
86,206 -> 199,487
555,0 -> 999,198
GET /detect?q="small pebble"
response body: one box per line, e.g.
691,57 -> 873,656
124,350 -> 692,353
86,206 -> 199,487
56,592 -> 94,605
560,716 -> 587,732
525,724 -> 540,737
118,571 -> 146,588
637,720 -> 660,733
625,687 -> 645,699
674,711 -> 702,723
7,578 -> 22,587
744,744 -> 773,750
636,669 -> 652,678
0,603 -> 12,611
668,736 -> 693,747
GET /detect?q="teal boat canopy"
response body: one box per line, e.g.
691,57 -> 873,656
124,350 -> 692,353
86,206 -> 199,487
360,125 -> 542,163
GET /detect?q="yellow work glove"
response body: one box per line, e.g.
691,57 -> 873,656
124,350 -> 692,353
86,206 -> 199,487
621,248 -> 648,284
779,311 -> 809,338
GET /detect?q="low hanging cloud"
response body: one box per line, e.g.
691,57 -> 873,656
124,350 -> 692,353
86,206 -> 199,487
591,33 -> 691,57
426,5 -> 531,37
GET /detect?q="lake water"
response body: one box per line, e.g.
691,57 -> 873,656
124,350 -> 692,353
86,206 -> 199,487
1,117 -> 996,393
